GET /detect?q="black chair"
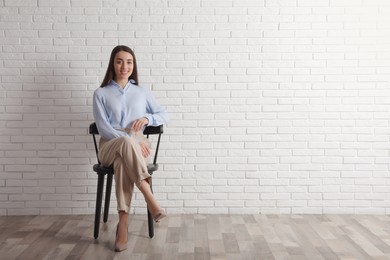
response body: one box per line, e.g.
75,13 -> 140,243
89,122 -> 164,239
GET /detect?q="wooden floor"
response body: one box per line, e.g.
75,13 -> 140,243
1,214 -> 390,259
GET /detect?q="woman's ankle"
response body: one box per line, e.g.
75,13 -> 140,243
118,211 -> 128,224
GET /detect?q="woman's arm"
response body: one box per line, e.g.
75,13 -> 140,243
93,91 -> 128,140
144,88 -> 169,127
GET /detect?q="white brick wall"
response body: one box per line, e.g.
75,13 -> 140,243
1,0 -> 390,215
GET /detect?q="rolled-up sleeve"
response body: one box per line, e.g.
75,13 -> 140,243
144,88 -> 169,127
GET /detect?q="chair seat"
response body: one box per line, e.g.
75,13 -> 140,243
93,164 -> 114,174
147,163 -> 159,173
93,163 -> 159,175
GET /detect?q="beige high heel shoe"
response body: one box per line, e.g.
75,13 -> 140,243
152,209 -> 167,222
114,224 -> 128,252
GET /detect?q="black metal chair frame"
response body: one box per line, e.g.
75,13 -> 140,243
89,122 -> 164,239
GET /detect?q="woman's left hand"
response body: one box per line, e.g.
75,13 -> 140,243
139,141 -> 151,158
131,117 -> 149,132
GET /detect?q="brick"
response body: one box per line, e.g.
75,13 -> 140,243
38,0 -> 70,7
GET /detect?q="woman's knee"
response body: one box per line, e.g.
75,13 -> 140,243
118,136 -> 139,155
120,136 -> 137,147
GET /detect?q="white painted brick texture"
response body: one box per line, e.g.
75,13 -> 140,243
1,0 -> 390,215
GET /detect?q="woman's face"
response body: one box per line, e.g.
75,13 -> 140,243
113,51 -> 134,83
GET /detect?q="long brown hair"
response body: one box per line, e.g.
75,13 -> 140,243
100,45 -> 139,87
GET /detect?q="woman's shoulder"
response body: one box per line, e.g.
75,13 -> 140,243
94,86 -> 113,101
94,86 -> 105,95
95,82 -> 115,93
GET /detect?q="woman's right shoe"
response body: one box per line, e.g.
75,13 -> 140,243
115,224 -> 128,252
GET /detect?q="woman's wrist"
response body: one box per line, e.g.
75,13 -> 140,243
144,116 -> 150,126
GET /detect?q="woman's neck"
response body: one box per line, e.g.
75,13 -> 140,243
114,78 -> 128,89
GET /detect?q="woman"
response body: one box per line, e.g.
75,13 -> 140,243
93,45 -> 168,252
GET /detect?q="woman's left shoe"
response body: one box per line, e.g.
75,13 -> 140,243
152,209 -> 166,222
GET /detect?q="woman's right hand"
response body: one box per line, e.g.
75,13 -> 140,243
131,117 -> 149,132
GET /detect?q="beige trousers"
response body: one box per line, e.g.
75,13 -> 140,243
99,136 -> 151,213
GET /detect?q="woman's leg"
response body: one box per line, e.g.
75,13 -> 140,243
113,156 -> 134,213
99,137 -> 149,251
138,178 -> 161,214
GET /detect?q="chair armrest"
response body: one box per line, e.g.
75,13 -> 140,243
90,122 -> 164,135
144,125 -> 164,135
89,122 -> 99,135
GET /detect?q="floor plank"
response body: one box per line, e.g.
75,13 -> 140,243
1,214 -> 390,259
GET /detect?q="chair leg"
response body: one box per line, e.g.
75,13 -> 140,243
147,176 -> 154,238
147,207 -> 154,238
103,173 -> 113,223
94,173 -> 105,239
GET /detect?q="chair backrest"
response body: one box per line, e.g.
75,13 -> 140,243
89,122 -> 164,165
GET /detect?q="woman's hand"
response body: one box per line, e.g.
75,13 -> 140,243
131,117 -> 150,158
131,117 -> 149,132
139,141 -> 151,158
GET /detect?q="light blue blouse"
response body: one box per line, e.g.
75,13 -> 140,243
93,80 -> 168,140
